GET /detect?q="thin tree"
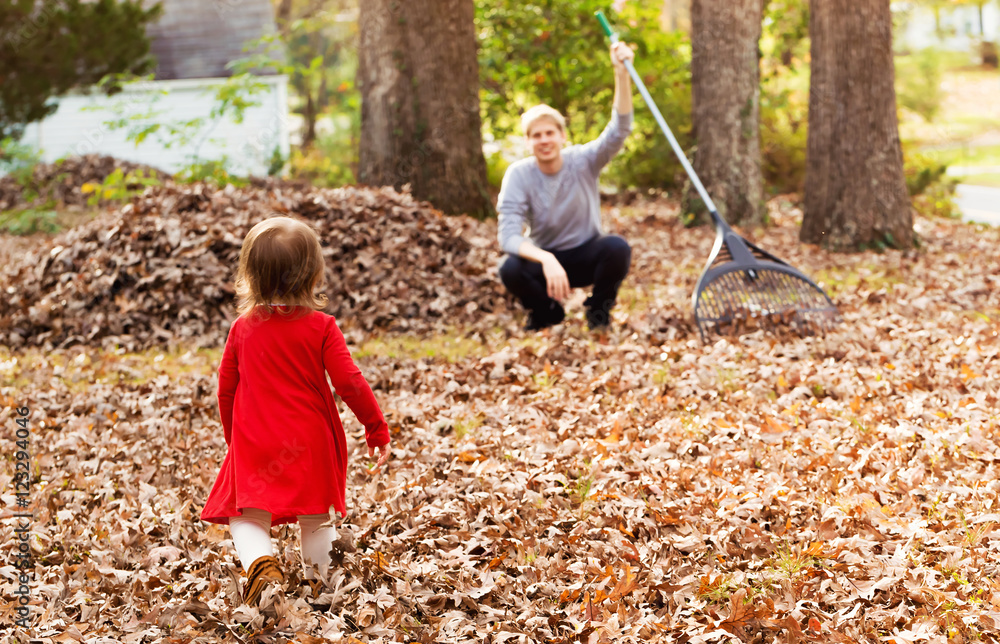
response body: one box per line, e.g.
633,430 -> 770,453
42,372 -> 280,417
273,0 -> 356,151
802,0 -> 912,250
357,0 -> 491,218
687,0 -> 764,226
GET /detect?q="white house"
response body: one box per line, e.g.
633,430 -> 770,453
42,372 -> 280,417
19,0 -> 290,177
893,1 -> 1000,53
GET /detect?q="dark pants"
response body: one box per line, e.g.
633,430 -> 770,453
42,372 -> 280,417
499,235 -> 631,329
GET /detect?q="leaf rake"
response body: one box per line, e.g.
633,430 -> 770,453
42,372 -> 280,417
596,11 -> 840,342
691,214 -> 840,342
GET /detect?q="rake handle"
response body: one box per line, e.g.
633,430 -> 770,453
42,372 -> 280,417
595,11 -> 719,216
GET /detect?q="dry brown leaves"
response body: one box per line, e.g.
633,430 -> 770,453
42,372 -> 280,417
0,155 -> 170,212
1,193 -> 999,643
0,179 -> 508,350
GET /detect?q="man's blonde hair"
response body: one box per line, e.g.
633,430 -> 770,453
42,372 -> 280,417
521,104 -> 566,136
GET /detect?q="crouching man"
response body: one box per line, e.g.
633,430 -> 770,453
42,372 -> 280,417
497,41 -> 635,331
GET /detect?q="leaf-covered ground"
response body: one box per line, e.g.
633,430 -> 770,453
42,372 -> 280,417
2,195 -> 1000,643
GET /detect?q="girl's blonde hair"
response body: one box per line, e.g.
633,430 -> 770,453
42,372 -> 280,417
235,216 -> 328,317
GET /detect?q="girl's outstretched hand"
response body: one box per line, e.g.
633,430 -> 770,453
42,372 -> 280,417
368,442 -> 391,473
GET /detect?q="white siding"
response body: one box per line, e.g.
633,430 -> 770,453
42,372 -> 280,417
20,75 -> 290,177
895,3 -> 1000,52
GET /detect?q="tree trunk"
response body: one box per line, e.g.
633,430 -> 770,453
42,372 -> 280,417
357,0 -> 491,217
687,0 -> 764,226
275,0 -> 292,27
802,0 -> 912,250
301,92 -> 317,150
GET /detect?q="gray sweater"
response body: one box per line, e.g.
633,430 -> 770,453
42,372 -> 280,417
497,110 -> 633,256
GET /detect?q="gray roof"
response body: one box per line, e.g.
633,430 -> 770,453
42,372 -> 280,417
146,0 -> 280,80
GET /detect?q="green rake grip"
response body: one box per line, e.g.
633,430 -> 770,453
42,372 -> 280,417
595,10 -> 614,38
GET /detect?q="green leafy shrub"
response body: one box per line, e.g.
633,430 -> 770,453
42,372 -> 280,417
81,167 -> 161,206
288,146 -> 354,188
759,0 -> 809,194
904,151 -> 949,196
0,207 -> 59,235
895,48 -> 944,123
0,136 -> 41,186
912,181 -> 959,219
175,159 -> 248,188
904,150 -> 958,218
485,150 -> 510,189
760,95 -> 808,194
285,86 -> 361,187
267,146 -> 286,177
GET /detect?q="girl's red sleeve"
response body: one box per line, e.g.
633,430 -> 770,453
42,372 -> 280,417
217,321 -> 240,445
322,316 -> 390,448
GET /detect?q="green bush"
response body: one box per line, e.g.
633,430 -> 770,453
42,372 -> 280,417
267,146 -> 286,177
288,146 -> 354,188
81,167 -> 162,205
904,150 -> 958,218
0,136 -> 41,186
904,151 -> 949,196
895,48 -> 944,123
286,100 -> 361,188
760,82 -> 808,194
175,159 -> 247,188
0,208 -> 59,235
759,0 -> 809,194
912,181 -> 959,219
485,150 -> 510,189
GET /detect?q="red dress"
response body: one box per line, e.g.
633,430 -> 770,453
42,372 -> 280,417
200,308 -> 390,526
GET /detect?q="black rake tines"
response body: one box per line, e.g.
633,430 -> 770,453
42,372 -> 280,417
689,208 -> 840,343
693,264 -> 840,342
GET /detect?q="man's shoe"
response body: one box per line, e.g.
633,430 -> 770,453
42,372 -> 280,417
585,306 -> 611,331
525,302 -> 565,331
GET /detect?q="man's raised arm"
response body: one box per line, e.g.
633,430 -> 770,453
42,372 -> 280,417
583,41 -> 636,174
611,41 -> 633,116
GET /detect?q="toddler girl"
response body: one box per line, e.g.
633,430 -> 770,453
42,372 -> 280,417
200,216 -> 391,605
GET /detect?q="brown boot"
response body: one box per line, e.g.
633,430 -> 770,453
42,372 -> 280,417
242,555 -> 283,605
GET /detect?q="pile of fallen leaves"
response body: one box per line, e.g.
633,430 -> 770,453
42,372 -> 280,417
2,198 -> 1000,643
0,180 -> 508,349
0,155 -> 169,212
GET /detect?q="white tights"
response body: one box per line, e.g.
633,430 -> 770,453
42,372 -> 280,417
229,508 -> 336,579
